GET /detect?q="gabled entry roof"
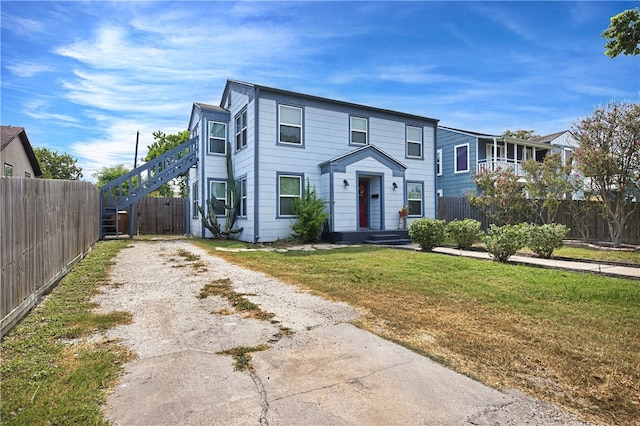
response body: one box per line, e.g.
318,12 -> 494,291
319,145 -> 407,177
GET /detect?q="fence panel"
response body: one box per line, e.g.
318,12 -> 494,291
438,196 -> 639,245
135,197 -> 187,235
1,177 -> 99,337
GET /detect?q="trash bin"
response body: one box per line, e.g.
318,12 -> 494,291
116,210 -> 128,235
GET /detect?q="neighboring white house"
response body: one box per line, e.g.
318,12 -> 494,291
187,80 -> 438,243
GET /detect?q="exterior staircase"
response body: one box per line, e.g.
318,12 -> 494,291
100,137 -> 197,239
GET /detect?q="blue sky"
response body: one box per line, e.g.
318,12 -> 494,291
1,1 -> 638,181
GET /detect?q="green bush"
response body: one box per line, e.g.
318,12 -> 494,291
447,219 -> 483,249
527,223 -> 569,259
484,224 -> 529,262
409,218 -> 447,251
291,181 -> 330,243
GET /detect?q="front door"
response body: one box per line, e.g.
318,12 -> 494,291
359,179 -> 369,228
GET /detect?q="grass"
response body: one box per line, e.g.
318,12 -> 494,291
198,278 -> 276,321
217,345 -> 271,372
194,239 -> 640,426
0,240 -> 134,426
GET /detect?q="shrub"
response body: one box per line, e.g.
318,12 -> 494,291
527,223 -> 569,259
447,219 -> 483,249
484,224 -> 528,262
291,181 -> 330,243
409,218 -> 447,251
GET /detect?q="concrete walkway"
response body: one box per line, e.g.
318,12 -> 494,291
429,246 -> 640,280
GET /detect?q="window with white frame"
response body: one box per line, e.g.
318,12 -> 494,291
192,182 -> 199,218
407,182 -> 423,216
436,149 -> 443,176
4,163 -> 13,177
235,109 -> 247,150
239,177 -> 247,217
208,121 -> 226,154
455,144 -> 469,173
209,180 -> 227,216
406,126 -> 422,158
279,105 -> 302,145
278,175 -> 302,216
350,117 -> 367,145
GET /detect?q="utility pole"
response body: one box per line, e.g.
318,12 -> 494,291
134,131 -> 139,168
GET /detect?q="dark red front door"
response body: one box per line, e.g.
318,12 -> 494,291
359,179 -> 368,228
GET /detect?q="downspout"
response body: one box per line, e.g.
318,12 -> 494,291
253,87 -> 260,243
200,116 -> 206,238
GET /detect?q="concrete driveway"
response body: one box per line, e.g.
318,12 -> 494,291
95,240 -> 588,425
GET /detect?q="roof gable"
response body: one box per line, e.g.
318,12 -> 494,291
1,126 -> 42,176
319,145 -> 407,177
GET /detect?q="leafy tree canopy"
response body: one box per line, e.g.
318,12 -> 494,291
93,164 -> 130,189
572,101 -> 640,246
33,147 -> 83,180
601,8 -> 640,58
502,130 -> 539,140
145,130 -> 190,197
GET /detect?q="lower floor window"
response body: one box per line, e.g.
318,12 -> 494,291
210,181 -> 227,216
239,177 -> 247,217
407,182 -> 423,216
278,174 -> 302,216
192,182 -> 199,218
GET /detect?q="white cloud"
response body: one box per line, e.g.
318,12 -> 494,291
6,62 -> 52,78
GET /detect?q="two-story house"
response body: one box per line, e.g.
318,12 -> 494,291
186,80 -> 438,244
436,126 -> 559,197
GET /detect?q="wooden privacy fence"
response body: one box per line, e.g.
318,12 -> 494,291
1,177 -> 99,337
134,197 -> 187,235
438,196 -> 640,245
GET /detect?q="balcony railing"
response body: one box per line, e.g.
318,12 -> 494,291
476,159 -> 523,176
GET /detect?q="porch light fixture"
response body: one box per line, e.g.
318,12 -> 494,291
343,179 -> 349,187
392,182 -> 398,190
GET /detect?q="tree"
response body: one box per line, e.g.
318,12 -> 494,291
467,167 -> 530,225
145,130 -> 191,197
521,152 -> 575,224
502,130 -> 539,140
601,8 -> 640,58
33,147 -> 83,180
93,164 -> 132,195
572,101 -> 640,247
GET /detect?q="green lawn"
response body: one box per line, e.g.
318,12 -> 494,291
197,240 -> 640,426
0,240 -> 133,426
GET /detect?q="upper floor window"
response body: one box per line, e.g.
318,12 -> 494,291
192,121 -> 199,139
350,117 -> 367,145
407,182 -> 423,216
406,126 -> 422,158
210,180 -> 227,216
208,121 -> 226,154
278,174 -> 302,216
436,149 -> 443,176
4,163 -> 13,177
235,109 -> 247,151
279,105 -> 302,145
455,144 -> 469,173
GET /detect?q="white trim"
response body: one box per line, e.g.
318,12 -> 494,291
436,149 -> 443,176
208,121 -> 227,154
278,105 -> 303,145
454,143 -> 470,173
350,116 -> 368,145
406,125 -> 423,158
